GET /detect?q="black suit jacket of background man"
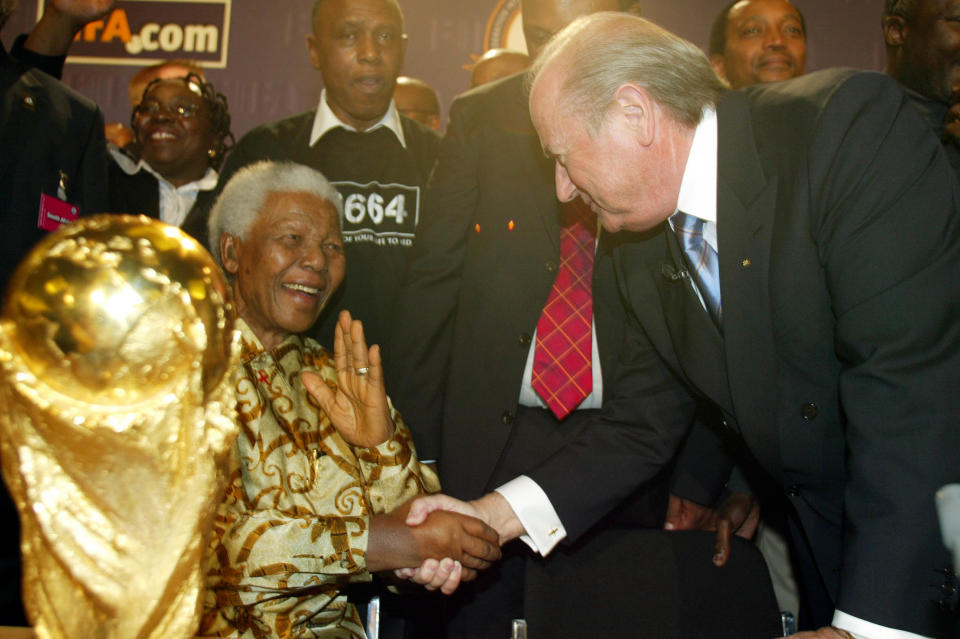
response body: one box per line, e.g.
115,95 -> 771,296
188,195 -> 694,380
0,44 -> 108,291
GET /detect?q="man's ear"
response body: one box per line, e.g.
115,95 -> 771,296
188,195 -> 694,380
614,83 -> 656,147
306,33 -> 323,70
220,234 -> 241,276
710,54 -> 729,83
883,15 -> 906,47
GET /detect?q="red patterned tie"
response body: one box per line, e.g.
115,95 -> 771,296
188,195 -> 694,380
532,200 -> 597,419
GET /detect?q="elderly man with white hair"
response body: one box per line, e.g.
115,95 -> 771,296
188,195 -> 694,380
198,161 -> 500,639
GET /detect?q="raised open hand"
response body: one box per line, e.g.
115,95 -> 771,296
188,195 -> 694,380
302,310 -> 393,447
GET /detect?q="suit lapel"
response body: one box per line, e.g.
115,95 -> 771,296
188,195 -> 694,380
715,94 -> 782,467
613,228 -> 733,415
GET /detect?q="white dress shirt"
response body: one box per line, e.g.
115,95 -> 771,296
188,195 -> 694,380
518,321 -> 603,410
109,146 -> 218,228
309,89 -> 406,148
494,108 -> 929,639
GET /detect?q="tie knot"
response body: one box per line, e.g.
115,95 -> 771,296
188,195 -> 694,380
672,211 -> 704,236
671,210 -> 722,327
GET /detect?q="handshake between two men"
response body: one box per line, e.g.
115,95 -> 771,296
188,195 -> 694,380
302,312 -> 749,596
299,313 -> 504,593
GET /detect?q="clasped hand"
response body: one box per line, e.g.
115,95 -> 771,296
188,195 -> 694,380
369,499 -> 501,594
393,492 -> 521,593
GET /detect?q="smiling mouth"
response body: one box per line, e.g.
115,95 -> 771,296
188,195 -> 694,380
759,57 -> 792,69
148,130 -> 178,141
283,282 -> 322,296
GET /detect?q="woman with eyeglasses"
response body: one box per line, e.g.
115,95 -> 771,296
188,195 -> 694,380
108,73 -> 234,247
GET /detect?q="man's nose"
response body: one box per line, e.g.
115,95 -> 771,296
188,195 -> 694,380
357,33 -> 382,63
763,27 -> 785,48
301,243 -> 327,271
555,162 -> 577,202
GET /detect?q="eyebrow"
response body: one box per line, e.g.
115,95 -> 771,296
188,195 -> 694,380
738,12 -> 803,25
337,18 -> 402,31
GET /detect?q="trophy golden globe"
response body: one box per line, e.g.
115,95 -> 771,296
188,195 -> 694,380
0,215 -> 239,639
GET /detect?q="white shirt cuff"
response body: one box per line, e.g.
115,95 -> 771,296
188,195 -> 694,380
494,475 -> 567,556
832,610 -> 933,639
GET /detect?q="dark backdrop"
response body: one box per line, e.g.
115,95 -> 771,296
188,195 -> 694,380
2,0 -> 886,138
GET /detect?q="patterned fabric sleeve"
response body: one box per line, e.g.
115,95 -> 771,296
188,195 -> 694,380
357,403 -> 441,513
200,326 -> 438,638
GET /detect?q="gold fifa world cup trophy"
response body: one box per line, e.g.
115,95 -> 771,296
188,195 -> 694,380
0,215 -> 240,639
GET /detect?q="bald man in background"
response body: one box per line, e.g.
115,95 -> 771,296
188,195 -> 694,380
469,48 -> 530,87
394,75 -> 442,132
709,0 -> 806,88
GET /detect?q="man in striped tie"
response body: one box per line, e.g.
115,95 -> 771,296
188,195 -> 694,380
405,12 -> 960,639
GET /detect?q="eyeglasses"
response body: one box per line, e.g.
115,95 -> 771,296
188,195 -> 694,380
134,100 -> 203,120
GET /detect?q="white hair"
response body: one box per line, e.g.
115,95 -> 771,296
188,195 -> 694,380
528,12 -> 726,132
207,161 -> 344,268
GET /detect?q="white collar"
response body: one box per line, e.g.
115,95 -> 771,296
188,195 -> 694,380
109,145 -> 219,192
674,107 -> 718,225
139,161 -> 219,192
308,88 -> 406,148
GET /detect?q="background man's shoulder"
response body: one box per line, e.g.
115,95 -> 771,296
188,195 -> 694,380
10,63 -> 102,122
400,114 -> 441,148
447,72 -> 532,136
743,69 -> 901,115
724,69 -> 907,155
233,109 -> 317,151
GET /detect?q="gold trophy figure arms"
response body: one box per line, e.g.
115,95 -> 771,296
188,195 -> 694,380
0,215 -> 240,639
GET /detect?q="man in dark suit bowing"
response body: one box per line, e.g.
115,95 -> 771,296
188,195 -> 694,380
404,12 -> 960,639
386,1 -> 783,638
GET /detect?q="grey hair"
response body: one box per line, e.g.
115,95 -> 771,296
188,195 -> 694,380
528,12 -> 727,133
207,161 -> 344,268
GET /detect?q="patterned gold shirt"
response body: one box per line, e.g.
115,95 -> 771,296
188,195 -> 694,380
199,320 -> 439,638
